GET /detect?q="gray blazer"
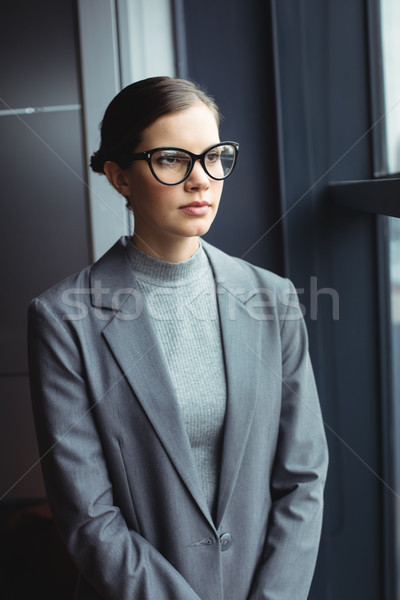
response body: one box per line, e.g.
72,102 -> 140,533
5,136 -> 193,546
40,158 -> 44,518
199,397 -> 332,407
28,237 -> 328,600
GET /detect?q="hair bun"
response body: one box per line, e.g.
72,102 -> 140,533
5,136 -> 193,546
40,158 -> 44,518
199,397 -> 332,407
90,149 -> 105,173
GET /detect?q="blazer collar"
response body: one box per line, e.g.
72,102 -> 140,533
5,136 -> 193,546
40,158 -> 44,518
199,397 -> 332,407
89,237 -> 262,529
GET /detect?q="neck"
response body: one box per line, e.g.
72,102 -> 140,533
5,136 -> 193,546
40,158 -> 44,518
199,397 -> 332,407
132,234 -> 200,263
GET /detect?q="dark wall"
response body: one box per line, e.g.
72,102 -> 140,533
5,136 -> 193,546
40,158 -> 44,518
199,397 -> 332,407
0,0 -> 89,501
272,1 -> 383,597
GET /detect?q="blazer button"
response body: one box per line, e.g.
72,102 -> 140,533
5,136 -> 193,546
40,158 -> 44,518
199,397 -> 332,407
219,532 -> 232,551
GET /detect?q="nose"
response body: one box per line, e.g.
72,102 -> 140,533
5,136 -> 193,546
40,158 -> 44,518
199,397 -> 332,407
184,159 -> 210,190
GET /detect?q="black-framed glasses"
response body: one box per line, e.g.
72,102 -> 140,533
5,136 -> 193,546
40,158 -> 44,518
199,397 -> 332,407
130,141 -> 239,186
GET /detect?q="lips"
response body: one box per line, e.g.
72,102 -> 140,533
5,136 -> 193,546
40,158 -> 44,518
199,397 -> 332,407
179,201 -> 211,216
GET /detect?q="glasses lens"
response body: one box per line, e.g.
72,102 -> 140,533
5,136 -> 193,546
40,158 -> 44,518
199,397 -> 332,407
204,144 -> 237,180
150,149 -> 191,184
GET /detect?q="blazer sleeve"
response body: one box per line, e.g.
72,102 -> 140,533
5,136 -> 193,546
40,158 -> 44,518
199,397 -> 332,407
28,297 -> 202,600
248,280 -> 329,600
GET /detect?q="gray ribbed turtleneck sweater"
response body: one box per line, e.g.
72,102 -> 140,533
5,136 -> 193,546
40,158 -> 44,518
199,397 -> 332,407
127,240 -> 227,518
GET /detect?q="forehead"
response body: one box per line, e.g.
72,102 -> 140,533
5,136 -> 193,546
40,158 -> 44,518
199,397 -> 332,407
139,102 -> 220,152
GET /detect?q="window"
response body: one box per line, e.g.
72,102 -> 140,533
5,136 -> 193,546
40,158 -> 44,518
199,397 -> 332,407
377,1 -> 400,597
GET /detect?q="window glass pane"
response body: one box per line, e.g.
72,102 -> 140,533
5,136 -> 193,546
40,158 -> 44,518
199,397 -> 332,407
388,216 -> 400,564
380,0 -> 400,174
379,6 -> 400,595
389,216 -> 400,390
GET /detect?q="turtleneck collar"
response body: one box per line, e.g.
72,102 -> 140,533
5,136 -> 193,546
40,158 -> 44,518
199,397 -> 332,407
127,238 -> 211,287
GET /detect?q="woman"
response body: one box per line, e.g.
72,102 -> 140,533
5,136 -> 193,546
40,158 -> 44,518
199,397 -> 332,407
28,76 -> 328,600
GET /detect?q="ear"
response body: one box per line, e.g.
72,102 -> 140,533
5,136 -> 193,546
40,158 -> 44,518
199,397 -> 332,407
103,161 -> 131,197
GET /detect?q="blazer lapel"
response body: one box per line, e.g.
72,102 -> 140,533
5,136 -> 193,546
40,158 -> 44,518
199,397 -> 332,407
203,242 -> 263,527
90,239 -> 215,529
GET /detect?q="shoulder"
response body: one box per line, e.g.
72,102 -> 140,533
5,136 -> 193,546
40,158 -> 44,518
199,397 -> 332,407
201,240 -> 303,323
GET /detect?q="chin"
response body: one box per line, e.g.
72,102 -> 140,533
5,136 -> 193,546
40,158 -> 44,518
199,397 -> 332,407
187,218 -> 215,237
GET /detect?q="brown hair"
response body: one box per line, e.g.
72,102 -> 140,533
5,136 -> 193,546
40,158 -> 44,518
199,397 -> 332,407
90,76 -> 220,174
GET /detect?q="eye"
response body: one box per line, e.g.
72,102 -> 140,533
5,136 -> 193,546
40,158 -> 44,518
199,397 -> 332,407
159,156 -> 179,166
155,151 -> 190,169
205,150 -> 221,164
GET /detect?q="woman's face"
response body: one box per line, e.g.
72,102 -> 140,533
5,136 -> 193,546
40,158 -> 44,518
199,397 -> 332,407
118,102 -> 223,260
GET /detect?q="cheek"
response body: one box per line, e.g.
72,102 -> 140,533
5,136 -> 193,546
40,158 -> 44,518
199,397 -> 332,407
129,174 -> 166,207
130,183 -> 178,221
